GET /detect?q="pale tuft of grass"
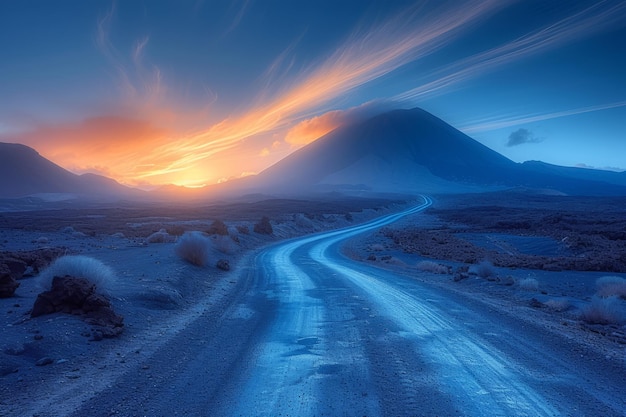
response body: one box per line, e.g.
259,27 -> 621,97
38,255 -> 116,294
596,276 -> 626,299
416,261 -> 450,274
518,277 -> 539,291
175,231 -> 211,266
544,299 -> 570,312
146,229 -> 175,244
580,296 -> 623,325
213,235 -> 236,255
469,260 -> 496,278
385,257 -> 406,266
369,243 -> 385,252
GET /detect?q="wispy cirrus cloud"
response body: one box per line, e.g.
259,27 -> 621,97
17,0 -> 624,187
460,100 -> 626,134
135,0 -> 508,183
393,1 -> 626,102
96,4 -> 164,110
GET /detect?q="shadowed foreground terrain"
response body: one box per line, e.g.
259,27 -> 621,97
1,192 -> 625,416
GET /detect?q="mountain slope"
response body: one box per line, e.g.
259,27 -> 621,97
0,142 -> 142,199
248,108 -> 626,196
255,109 -> 499,194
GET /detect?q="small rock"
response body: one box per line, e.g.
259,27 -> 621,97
216,259 -> 230,271
0,265 -> 20,298
35,357 -> 54,367
529,298 -> 543,308
34,334 -> 43,340
4,346 -> 25,356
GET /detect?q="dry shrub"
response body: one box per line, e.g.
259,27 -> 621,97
580,296 -> 623,324
596,276 -> 626,299
236,224 -> 250,235
469,260 -> 496,278
544,299 -> 570,312
207,220 -> 229,236
518,277 -> 539,291
254,216 -> 273,235
294,213 -> 315,229
385,257 -> 406,266
214,235 -> 236,254
38,255 -> 116,295
146,229 -> 175,243
416,261 -> 450,274
175,232 -> 211,266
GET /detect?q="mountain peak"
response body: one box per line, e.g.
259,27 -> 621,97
256,107 -> 517,194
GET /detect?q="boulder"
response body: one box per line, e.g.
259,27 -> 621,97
216,259 -> 230,271
0,265 -> 20,298
31,276 -> 124,338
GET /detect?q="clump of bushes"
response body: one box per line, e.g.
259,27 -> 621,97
254,216 -> 273,235
416,261 -> 450,274
175,232 -> 211,266
596,276 -> 626,299
580,296 -> 623,325
469,260 -> 496,279
518,277 -> 539,291
544,299 -> 570,312
146,229 -> 175,243
207,220 -> 229,236
38,255 -> 116,294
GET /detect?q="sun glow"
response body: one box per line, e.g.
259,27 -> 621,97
3,1 -> 624,188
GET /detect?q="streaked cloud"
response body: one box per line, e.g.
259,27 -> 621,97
137,0 -> 507,183
6,1 -> 624,187
461,100 -> 626,133
394,1 -> 626,102
284,101 -> 390,146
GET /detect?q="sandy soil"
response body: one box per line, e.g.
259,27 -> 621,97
345,193 -> 626,357
0,196 -> 407,414
2,192 -> 625,415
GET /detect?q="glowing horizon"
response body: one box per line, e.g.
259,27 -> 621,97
1,1 -> 625,187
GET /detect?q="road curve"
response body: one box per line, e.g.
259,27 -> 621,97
59,194 -> 625,416
214,194 -> 624,416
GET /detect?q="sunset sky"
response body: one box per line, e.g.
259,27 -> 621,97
1,0 -> 625,188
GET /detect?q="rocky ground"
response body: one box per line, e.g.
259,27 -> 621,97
346,192 -> 626,353
0,195 -> 407,404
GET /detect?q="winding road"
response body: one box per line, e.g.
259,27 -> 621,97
53,195 -> 625,416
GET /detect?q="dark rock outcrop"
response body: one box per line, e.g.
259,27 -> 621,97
216,259 -> 230,271
0,265 -> 20,298
0,248 -> 66,277
31,276 -> 123,338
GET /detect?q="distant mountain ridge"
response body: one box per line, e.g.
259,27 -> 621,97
0,142 -> 142,200
247,108 -> 626,196
2,108 -> 625,202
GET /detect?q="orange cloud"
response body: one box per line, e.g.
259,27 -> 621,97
11,1 -> 621,189
8,117 -> 170,186
284,102 -> 390,146
284,110 -> 346,146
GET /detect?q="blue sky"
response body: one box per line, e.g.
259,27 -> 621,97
1,0 -> 624,187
